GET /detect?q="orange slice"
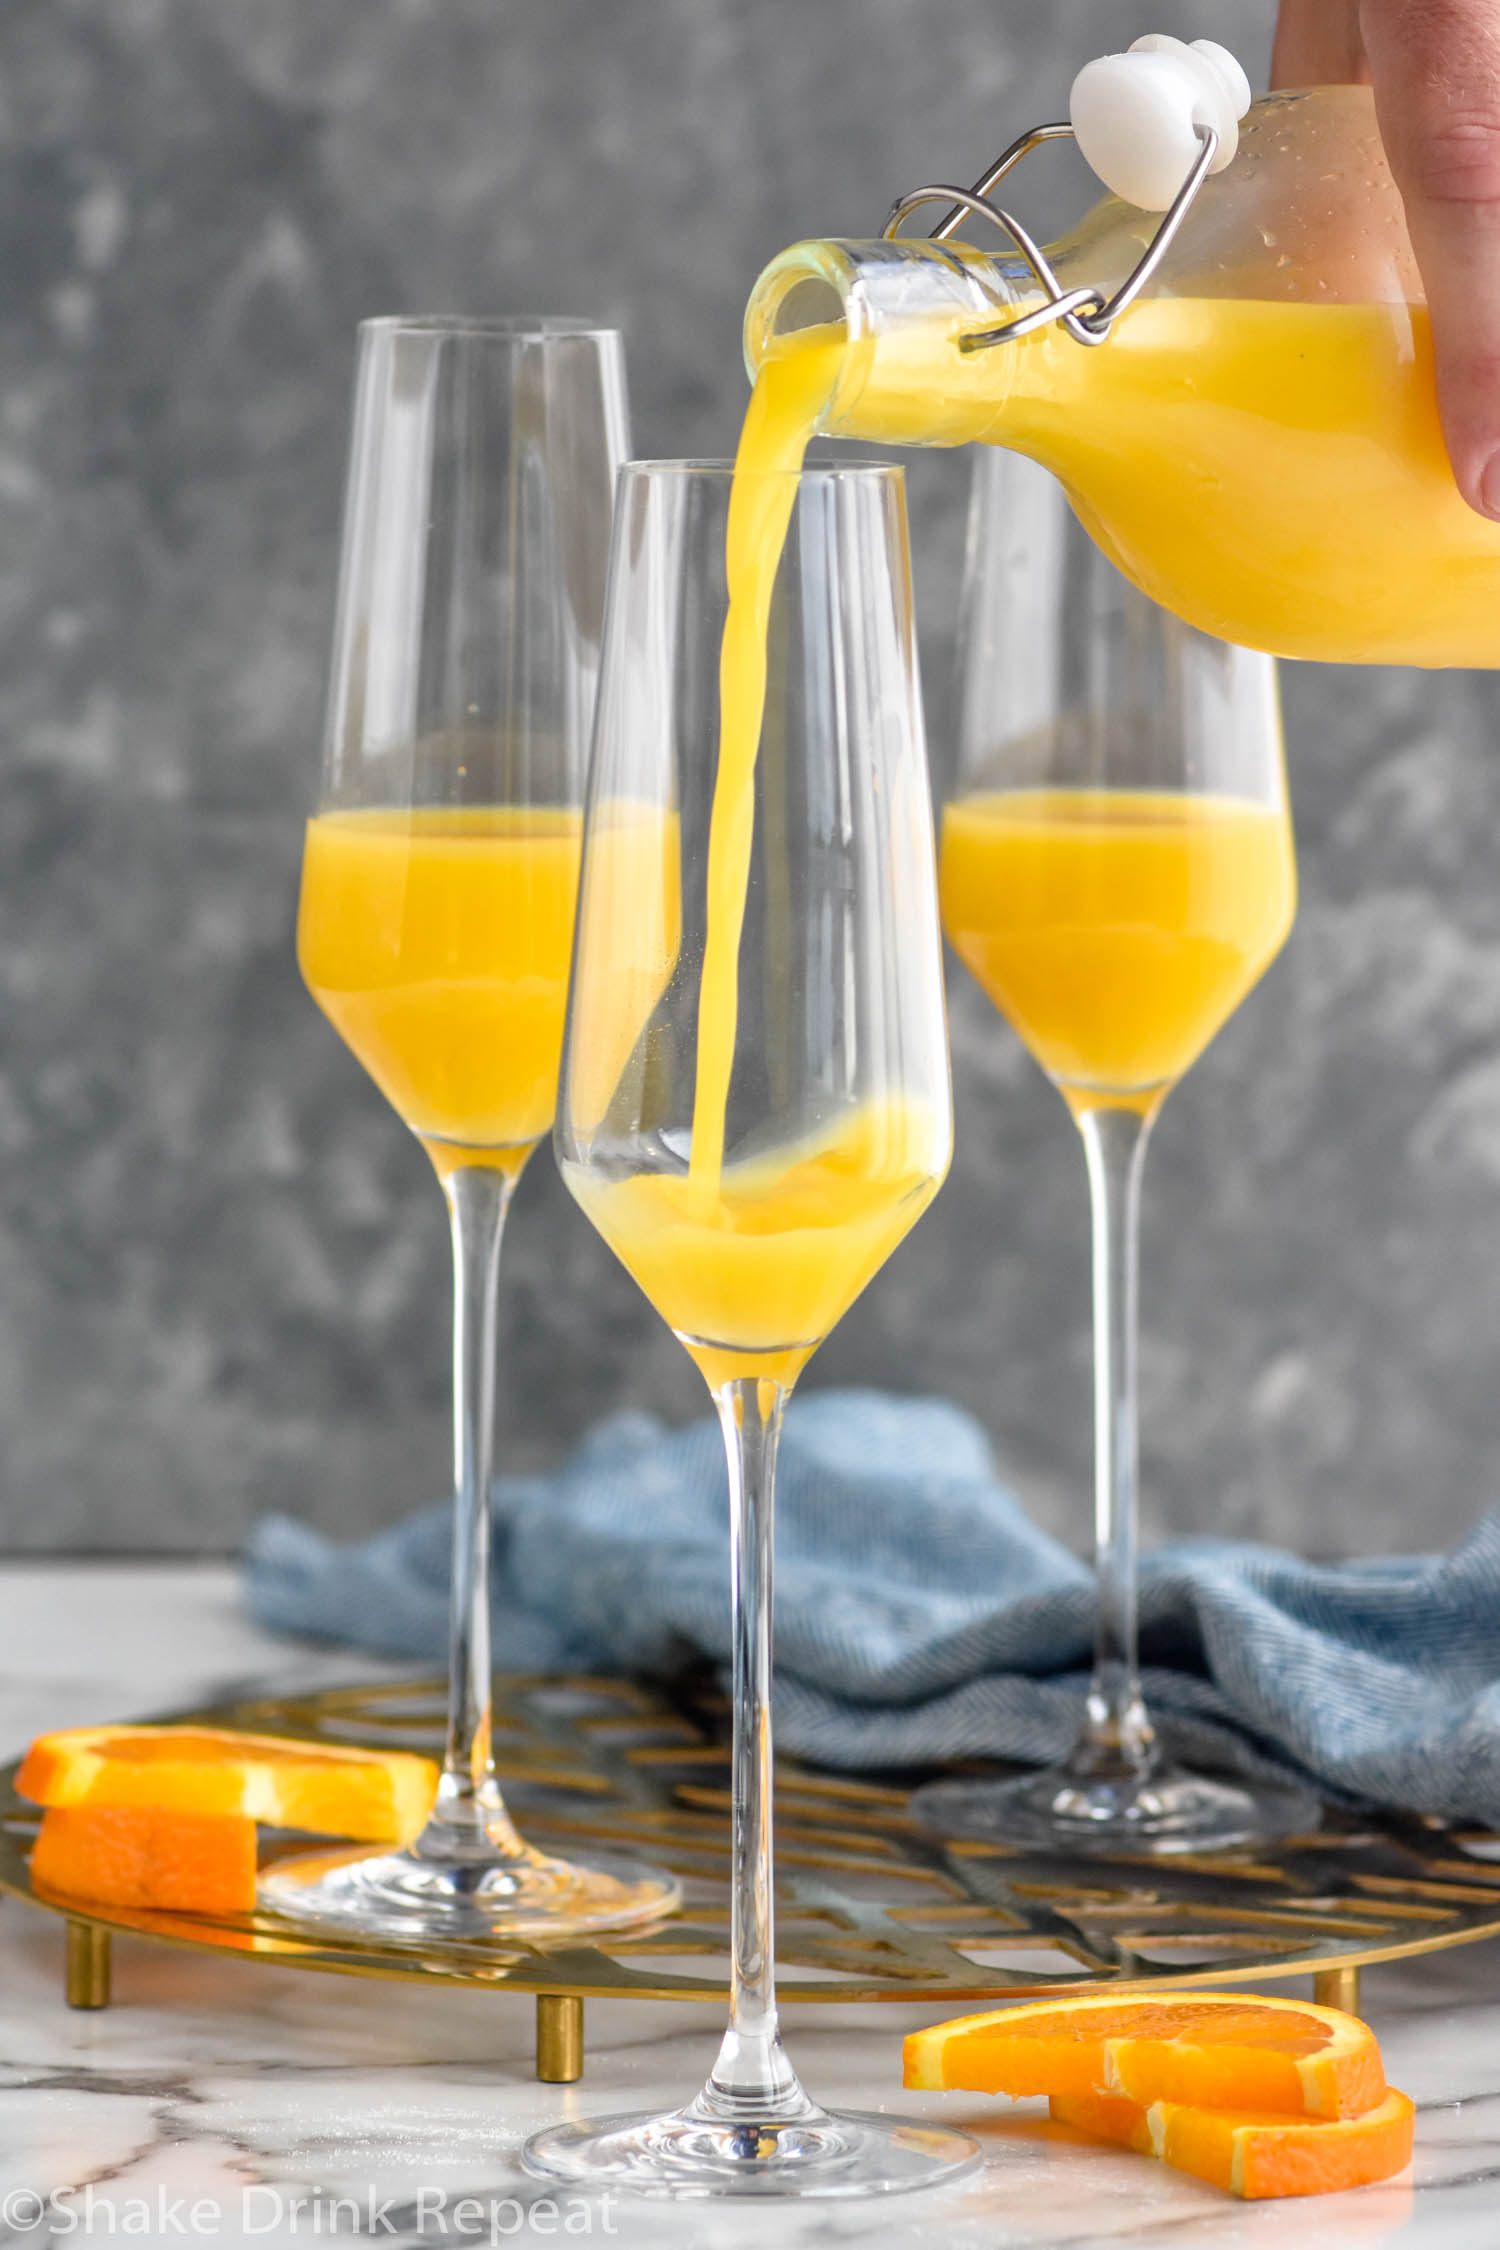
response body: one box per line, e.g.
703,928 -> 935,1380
31,1805 -> 258,1915
16,1725 -> 437,1843
903,1992 -> 1386,2120
1051,2086 -> 1415,2199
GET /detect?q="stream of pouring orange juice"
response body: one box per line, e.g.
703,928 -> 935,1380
577,326 -> 942,1389
687,328 -> 845,1203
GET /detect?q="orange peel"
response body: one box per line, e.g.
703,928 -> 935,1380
30,1805 -> 258,1915
1051,2085 -> 1415,2199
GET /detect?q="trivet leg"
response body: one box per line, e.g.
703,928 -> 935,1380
1313,1965 -> 1360,2017
65,1922 -> 111,2009
536,1993 -> 583,2083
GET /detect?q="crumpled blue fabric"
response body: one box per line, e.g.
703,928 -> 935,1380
245,1388 -> 1500,1825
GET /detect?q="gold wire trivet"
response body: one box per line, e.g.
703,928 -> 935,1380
5,1675 -> 1500,2078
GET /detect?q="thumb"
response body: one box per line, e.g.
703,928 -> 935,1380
1362,0 -> 1500,517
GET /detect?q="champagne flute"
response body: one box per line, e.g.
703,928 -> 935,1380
914,447 -> 1317,1856
261,318 -> 679,1941
526,461 -> 978,2196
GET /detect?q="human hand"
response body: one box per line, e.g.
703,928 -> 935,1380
1273,0 -> 1500,519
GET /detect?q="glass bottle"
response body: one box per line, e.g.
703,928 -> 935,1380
743,86 -> 1500,668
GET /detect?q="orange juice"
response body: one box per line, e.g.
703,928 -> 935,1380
298,806 -> 583,1178
689,331 -> 844,1206
564,799 -> 683,1137
748,294 -> 1500,668
570,1099 -> 946,1389
991,297 -> 1497,669
939,789 -> 1295,1110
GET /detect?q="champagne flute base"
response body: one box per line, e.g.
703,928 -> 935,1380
523,2100 -> 981,2200
912,1764 -> 1321,1858
258,1842 -> 680,1944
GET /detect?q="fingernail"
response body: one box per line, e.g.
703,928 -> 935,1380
1479,452 -> 1500,521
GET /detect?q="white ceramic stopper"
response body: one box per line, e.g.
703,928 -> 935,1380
1070,35 -> 1251,210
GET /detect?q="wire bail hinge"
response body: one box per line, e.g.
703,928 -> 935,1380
881,119 -> 1218,353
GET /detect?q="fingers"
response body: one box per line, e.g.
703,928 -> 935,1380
1270,0 -> 1370,86
1362,0 -> 1500,515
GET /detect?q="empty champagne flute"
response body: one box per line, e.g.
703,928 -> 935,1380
525,461 -> 978,2196
913,447 -> 1317,1856
262,318 -> 679,1941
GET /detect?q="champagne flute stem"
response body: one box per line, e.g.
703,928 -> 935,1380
423,1162 -> 525,1857
1076,1104 -> 1157,1777
701,1377 -> 805,2117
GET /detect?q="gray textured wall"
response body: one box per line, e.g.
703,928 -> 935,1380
3,0 -> 1497,1560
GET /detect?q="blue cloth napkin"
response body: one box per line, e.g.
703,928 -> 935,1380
246,1389 -> 1500,1827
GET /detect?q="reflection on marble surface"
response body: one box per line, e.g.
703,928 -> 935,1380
0,1566 -> 1497,2245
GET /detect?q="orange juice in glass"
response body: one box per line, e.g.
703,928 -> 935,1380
298,804 -> 583,1178
939,787 -> 1294,1116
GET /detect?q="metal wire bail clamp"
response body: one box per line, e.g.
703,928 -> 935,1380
881,119 -> 1218,353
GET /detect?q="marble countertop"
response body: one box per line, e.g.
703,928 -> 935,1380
1,1565 -> 1496,2250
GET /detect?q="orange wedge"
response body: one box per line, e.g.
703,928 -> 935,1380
31,1805 -> 258,1915
903,1992 -> 1386,2120
1051,2087 -> 1415,2199
16,1725 -> 437,1843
